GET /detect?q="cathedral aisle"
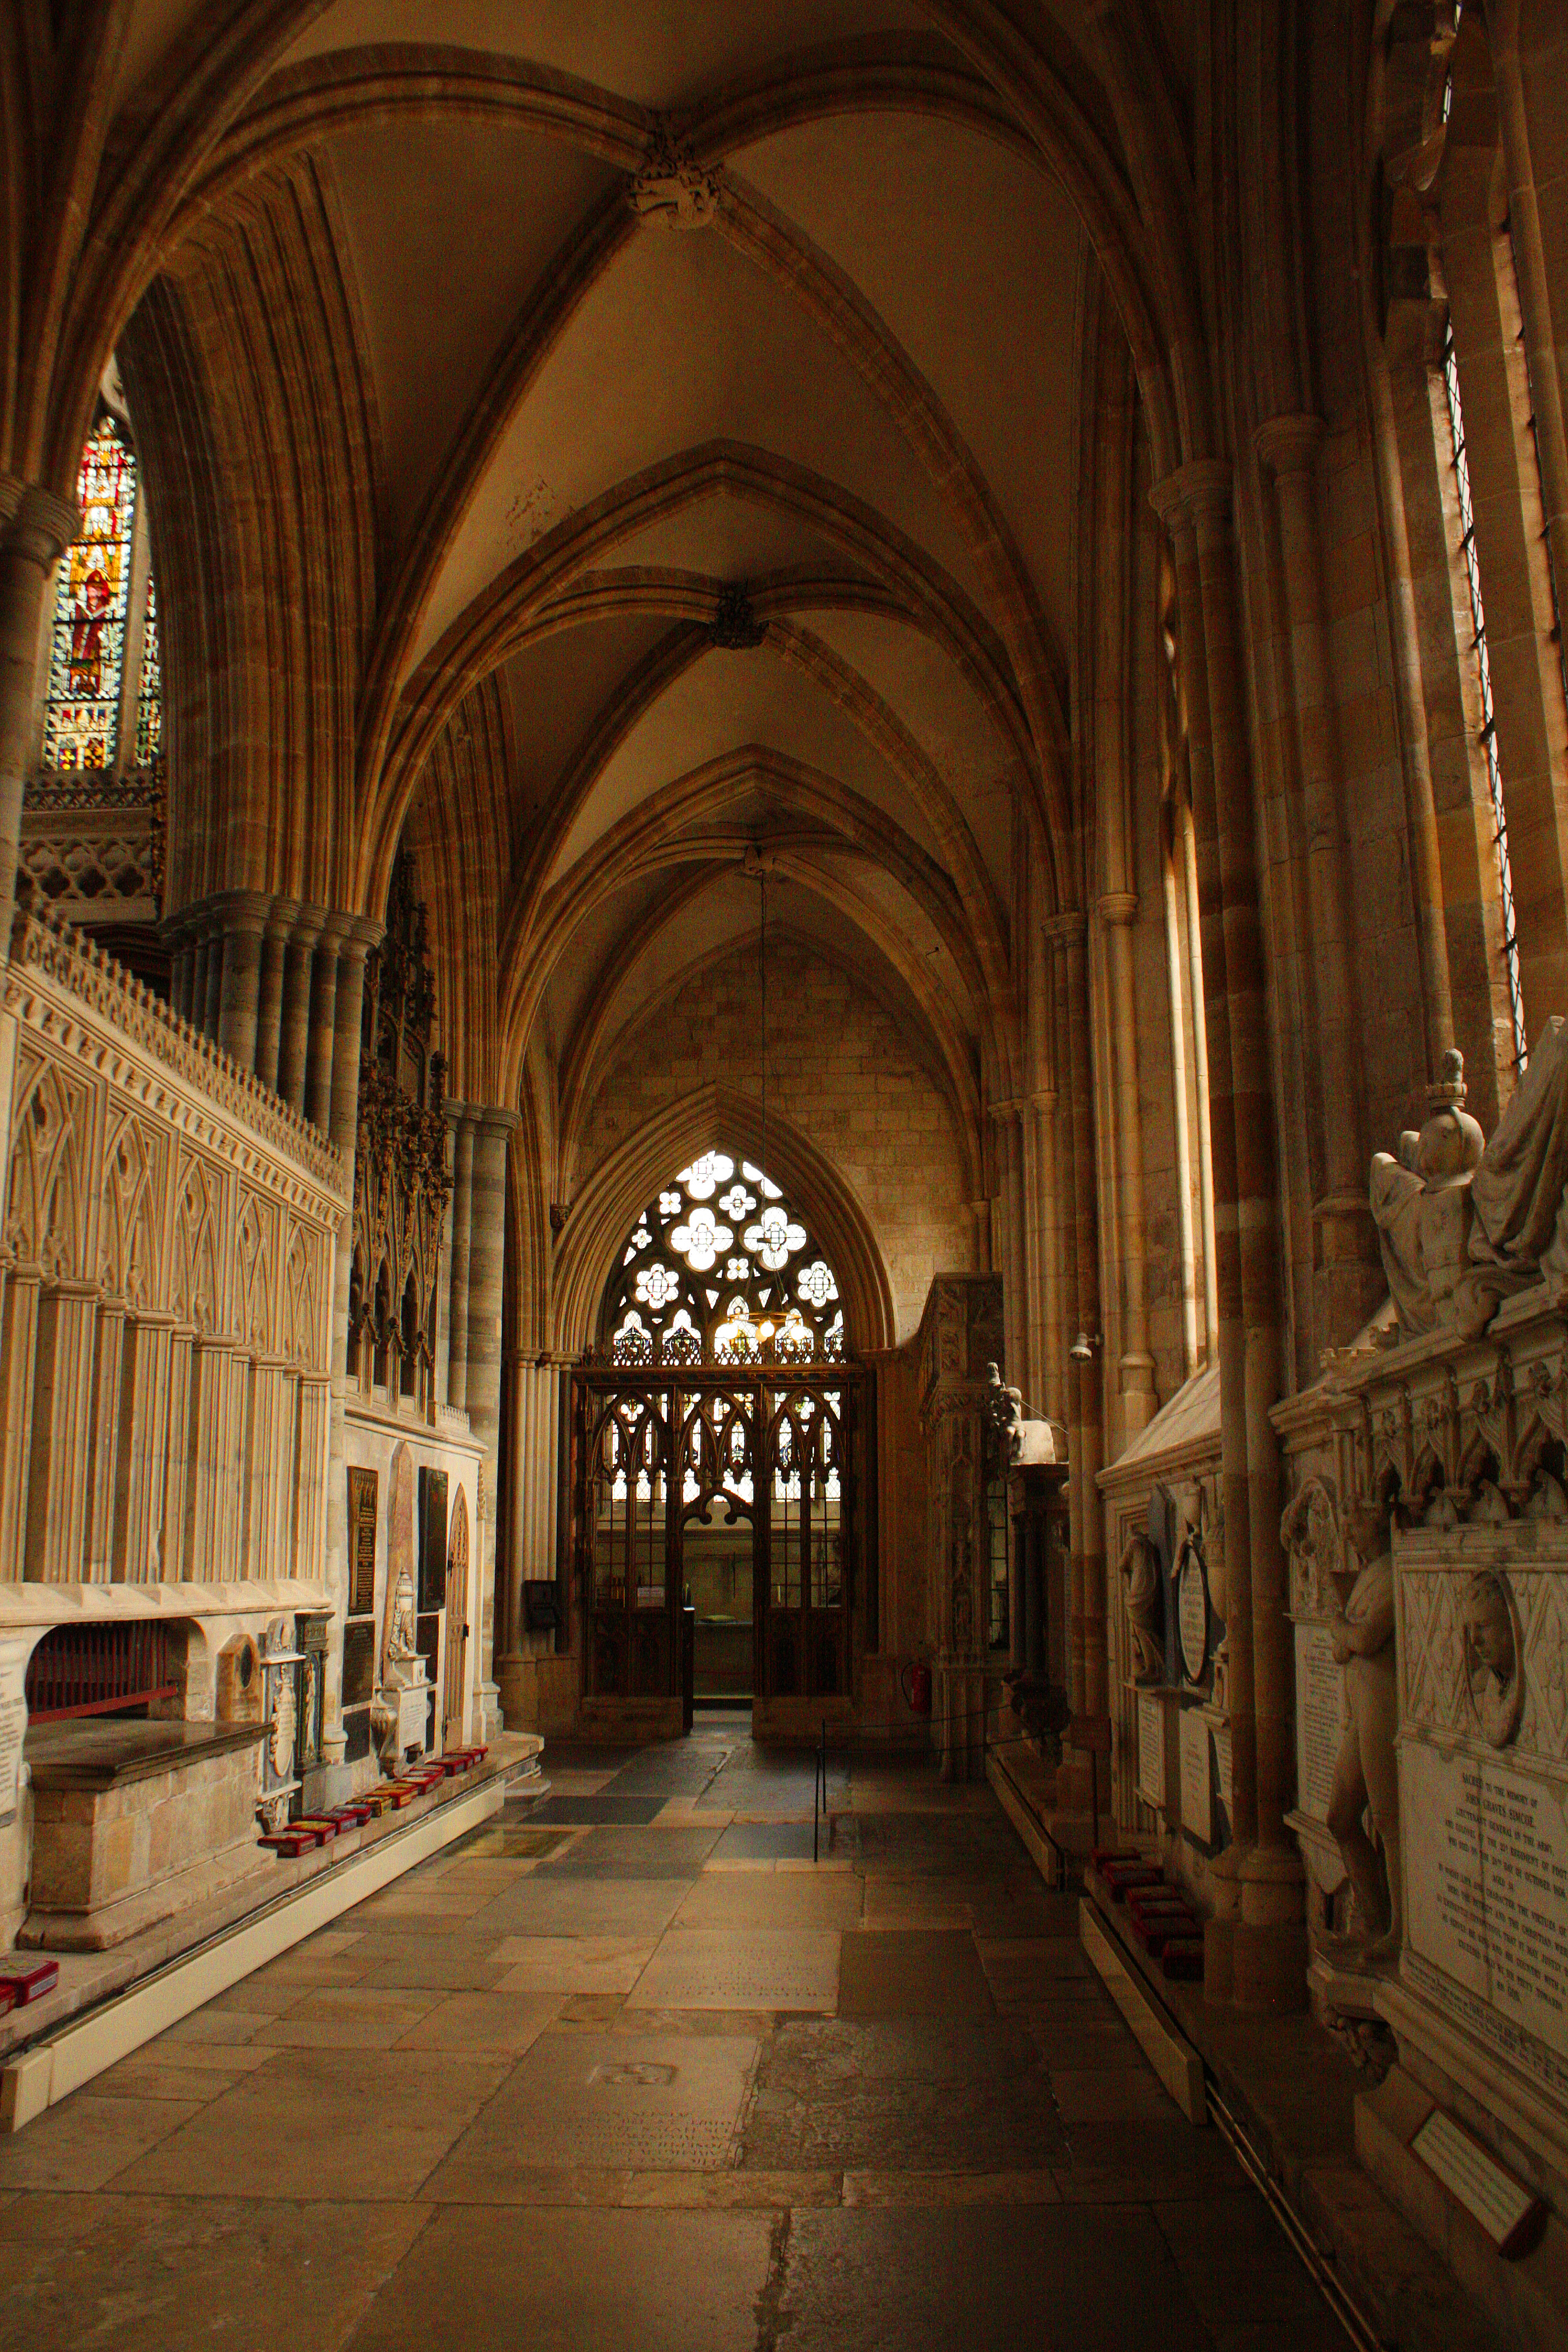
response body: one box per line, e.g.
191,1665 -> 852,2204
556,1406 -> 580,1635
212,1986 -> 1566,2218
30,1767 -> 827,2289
0,1728 -> 1337,2351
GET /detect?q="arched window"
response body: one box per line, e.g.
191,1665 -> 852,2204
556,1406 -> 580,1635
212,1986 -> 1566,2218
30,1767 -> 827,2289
602,1153 -> 843,1367
42,415 -> 139,771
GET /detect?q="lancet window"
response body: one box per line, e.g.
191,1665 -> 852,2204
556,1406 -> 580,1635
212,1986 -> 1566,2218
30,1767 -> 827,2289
42,415 -> 139,772
603,1153 -> 843,1369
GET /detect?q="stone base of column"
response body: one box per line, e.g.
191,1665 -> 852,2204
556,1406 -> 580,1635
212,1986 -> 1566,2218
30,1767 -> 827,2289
475,1678 -> 505,1743
1205,1842 -> 1308,2010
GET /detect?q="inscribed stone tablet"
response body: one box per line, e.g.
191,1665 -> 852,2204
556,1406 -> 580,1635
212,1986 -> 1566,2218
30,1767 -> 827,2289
1402,1739 -> 1568,2079
1137,1690 -> 1165,1810
1294,1619 -> 1346,1826
348,1466 -> 378,1616
1178,1560 -> 1208,1683
1412,2105 -> 1542,2253
1180,1708 -> 1212,1844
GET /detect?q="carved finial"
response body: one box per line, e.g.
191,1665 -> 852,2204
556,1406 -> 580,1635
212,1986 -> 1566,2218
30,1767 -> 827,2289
627,124 -> 720,230
709,585 -> 764,650
1428,1047 -> 1467,1110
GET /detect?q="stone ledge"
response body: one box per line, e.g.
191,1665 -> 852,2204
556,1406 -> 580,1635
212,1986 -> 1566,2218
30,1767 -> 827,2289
1076,1869 -> 1508,2352
0,1733 -> 543,2089
25,1718 -> 265,1792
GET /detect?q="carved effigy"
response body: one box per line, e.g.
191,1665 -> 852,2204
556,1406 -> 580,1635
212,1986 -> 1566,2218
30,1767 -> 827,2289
984,1360 -> 1063,1467
1371,1030 -> 1568,1341
1117,1531 -> 1164,1684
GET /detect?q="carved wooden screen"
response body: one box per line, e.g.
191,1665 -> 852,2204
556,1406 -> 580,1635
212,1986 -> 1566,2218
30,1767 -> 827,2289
576,1159 -> 859,1710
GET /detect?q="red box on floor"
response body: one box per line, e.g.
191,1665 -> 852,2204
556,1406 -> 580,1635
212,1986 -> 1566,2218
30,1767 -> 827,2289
0,1959 -> 59,2005
0,1983 -> 17,2016
328,1803 -> 372,1827
1161,1937 -> 1206,1980
259,1828 -> 320,1856
293,1816 -> 340,1839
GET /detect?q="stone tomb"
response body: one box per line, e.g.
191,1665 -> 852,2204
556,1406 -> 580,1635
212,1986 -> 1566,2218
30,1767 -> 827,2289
21,1717 -> 267,1948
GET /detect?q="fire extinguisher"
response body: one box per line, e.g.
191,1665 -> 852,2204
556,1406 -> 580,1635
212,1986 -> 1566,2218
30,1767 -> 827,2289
901,1660 -> 932,1716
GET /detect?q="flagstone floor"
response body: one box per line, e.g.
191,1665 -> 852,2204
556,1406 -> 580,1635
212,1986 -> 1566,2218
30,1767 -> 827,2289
0,1716 -> 1340,2350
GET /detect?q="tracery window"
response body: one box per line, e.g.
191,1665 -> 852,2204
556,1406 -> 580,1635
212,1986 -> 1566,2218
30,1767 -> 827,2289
605,1153 -> 843,1368
42,416 -> 139,771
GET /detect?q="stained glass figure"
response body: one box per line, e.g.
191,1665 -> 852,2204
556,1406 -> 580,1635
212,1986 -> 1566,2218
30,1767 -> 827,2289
604,1155 -> 843,1366
42,416 -> 138,770
133,574 -> 162,769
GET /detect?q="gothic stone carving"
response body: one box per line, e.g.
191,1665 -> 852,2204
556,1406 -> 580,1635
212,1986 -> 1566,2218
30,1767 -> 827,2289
1118,1531 -> 1164,1684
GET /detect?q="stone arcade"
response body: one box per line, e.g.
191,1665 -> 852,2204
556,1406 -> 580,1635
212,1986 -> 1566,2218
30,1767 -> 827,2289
1,3 -> 1567,2346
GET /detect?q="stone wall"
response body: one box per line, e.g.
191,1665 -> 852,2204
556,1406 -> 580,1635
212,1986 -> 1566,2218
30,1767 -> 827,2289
577,938 -> 974,1341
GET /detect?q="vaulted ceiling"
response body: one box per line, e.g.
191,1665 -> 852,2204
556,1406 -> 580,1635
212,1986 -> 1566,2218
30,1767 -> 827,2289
108,0 -> 1127,1183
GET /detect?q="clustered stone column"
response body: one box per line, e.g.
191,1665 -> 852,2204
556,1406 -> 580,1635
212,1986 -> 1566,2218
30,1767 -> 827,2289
496,1348 -> 573,1729
1153,460 -> 1303,2006
166,895 -> 379,1115
1256,413 -> 1384,1348
0,481 -> 79,955
440,1102 -> 520,1738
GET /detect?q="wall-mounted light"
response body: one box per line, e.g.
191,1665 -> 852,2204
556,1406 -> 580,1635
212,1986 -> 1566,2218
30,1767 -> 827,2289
1068,1330 -> 1101,1364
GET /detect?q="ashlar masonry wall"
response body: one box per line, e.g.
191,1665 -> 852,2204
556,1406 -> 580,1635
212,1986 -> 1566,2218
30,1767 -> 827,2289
576,939 -> 974,1341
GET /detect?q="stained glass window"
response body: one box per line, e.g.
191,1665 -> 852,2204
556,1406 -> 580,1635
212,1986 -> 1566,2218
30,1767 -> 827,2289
42,416 -> 138,770
133,575 -> 161,769
603,1155 -> 843,1367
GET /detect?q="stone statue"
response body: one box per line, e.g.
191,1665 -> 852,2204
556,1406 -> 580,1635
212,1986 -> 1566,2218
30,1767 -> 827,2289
984,1362 -> 1061,1467
385,1564 -> 418,1669
1372,1025 -> 1568,1340
1462,1569 -> 1523,1748
1281,1476 -> 1342,1618
1118,1530 -> 1164,1684
1325,1512 -> 1402,1964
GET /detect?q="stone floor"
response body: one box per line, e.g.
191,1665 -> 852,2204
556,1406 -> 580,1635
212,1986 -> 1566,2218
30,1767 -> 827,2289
0,1715 -> 1344,2350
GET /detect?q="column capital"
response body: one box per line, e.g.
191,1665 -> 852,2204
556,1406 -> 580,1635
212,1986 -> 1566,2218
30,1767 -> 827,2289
987,1097 -> 1020,1124
476,1106 -> 523,1140
262,895 -> 303,941
1254,411 -> 1326,478
1041,908 -> 1087,941
1150,458 -> 1233,536
333,912 -> 383,966
1098,890 -> 1139,928
2,483 -> 79,568
203,887 -> 274,938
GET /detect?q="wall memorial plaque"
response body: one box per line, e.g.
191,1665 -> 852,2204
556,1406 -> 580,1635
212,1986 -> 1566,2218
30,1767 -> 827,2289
1180,1707 -> 1212,1844
1411,2105 -> 1546,2257
1213,1720 -> 1233,1816
1178,1558 -> 1208,1684
1402,1738 -> 1568,2083
1293,1619 -> 1346,1826
419,1466 -> 449,1611
342,1620 -> 375,1707
348,1467 -> 378,1616
0,1642 -> 27,1830
1137,1690 -> 1165,1810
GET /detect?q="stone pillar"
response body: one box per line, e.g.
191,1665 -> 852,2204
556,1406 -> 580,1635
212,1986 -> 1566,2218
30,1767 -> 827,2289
1061,913 -> 1108,1830
86,1303 -> 127,1583
1100,890 -> 1157,1443
445,1106 -> 477,1411
1256,413 -> 1383,1347
215,892 -> 271,1075
306,918 -> 345,1136
276,908 -> 323,1115
0,1271 -> 41,1580
1154,460 -> 1303,2007
0,483 -> 78,954
26,1282 -> 100,1581
254,902 -> 293,1094
496,1349 -> 568,1729
466,1109 -> 519,1733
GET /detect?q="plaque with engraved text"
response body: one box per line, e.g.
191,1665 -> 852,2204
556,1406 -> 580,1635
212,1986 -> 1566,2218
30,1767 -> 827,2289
348,1467 -> 378,1616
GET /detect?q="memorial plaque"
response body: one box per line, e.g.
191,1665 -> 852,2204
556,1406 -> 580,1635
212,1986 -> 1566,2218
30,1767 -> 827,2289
1402,1738 -> 1568,2082
1180,1707 -> 1212,1844
348,1467 -> 378,1616
0,1638 -> 29,1828
1137,1690 -> 1165,1810
1411,2105 -> 1545,2256
419,1466 -> 449,1611
342,1619 -> 375,1707
1294,1618 -> 1346,1826
1178,1558 -> 1208,1683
